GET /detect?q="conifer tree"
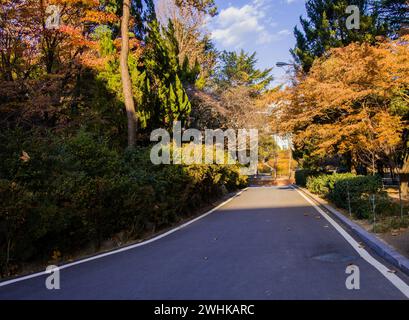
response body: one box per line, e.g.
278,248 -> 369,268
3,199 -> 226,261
291,0 -> 390,72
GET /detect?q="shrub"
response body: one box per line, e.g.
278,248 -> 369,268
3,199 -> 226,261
0,128 -> 248,276
329,175 -> 385,219
306,173 -> 355,195
306,173 -> 387,219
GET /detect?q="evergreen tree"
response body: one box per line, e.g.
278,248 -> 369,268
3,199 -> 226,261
140,21 -> 191,129
291,0 -> 389,72
375,0 -> 409,35
215,50 -> 273,92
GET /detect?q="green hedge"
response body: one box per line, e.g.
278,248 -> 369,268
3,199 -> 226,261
306,173 -> 356,195
306,173 -> 388,219
0,129 -> 247,276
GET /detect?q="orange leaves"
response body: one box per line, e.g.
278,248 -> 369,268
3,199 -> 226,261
48,0 -> 99,5
82,10 -> 119,24
59,25 -> 95,47
271,38 -> 409,171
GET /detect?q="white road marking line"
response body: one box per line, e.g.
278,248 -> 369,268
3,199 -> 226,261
293,186 -> 409,298
0,188 -> 248,287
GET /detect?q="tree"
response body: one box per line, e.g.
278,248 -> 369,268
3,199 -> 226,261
141,21 -> 191,129
275,38 -> 409,181
291,0 -> 391,72
214,50 -> 273,92
120,0 -> 138,147
375,0 -> 409,35
80,0 -> 155,146
156,0 -> 218,88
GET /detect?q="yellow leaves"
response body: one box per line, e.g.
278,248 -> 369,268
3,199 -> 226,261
273,38 -> 408,169
372,111 -> 403,147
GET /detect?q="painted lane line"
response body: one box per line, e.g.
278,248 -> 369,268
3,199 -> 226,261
0,188 -> 248,287
293,186 -> 409,299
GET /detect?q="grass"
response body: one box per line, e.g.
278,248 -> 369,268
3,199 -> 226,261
372,215 -> 409,234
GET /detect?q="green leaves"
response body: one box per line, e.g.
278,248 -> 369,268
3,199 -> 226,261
0,129 -> 247,275
291,0 -> 397,72
141,21 -> 192,128
306,173 -> 387,219
215,50 -> 273,92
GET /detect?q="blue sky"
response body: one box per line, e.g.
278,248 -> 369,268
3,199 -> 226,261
208,0 -> 307,86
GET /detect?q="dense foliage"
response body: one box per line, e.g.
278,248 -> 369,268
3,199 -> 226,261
0,0 -> 273,278
0,129 -> 247,276
292,0 -> 409,71
306,173 -> 392,219
274,37 -> 409,189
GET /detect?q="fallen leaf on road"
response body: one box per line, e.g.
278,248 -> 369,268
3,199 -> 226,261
387,269 -> 397,273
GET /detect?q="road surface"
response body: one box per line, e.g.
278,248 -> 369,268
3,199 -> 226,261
1,186 -> 409,299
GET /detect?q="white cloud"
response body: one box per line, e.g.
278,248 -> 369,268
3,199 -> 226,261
210,1 -> 272,48
209,1 -> 293,49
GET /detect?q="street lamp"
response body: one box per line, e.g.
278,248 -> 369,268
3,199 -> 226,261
275,62 -> 295,68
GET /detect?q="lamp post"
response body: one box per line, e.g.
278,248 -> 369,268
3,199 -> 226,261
275,62 -> 295,67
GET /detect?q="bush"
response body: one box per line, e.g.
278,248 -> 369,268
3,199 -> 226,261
0,129 -> 248,276
295,169 -> 317,187
306,173 -> 387,219
329,175 -> 385,219
306,173 -> 356,195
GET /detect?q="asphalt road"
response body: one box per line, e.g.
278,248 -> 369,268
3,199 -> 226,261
1,186 -> 409,300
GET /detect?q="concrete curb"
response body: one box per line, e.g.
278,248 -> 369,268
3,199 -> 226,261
294,185 -> 409,277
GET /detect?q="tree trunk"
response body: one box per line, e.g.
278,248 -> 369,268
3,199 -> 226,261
400,156 -> 409,199
120,0 -> 137,147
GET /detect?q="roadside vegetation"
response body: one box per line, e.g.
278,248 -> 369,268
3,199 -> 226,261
0,0 -> 275,277
268,0 -> 409,233
1,0 -> 408,277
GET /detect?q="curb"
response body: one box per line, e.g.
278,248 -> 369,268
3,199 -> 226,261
0,188 -> 248,287
294,185 -> 409,277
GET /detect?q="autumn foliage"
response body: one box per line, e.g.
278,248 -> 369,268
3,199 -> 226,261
273,37 -> 409,176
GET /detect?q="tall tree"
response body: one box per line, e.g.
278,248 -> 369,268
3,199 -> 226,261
120,0 -> 137,147
141,21 -> 191,128
291,0 -> 390,72
98,0 -> 155,146
276,38 -> 409,179
215,50 -> 273,92
375,0 -> 409,35
156,0 -> 218,88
